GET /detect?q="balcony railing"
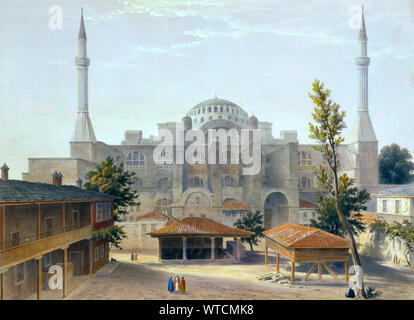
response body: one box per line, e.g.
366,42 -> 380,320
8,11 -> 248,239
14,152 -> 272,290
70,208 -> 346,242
0,225 -> 92,270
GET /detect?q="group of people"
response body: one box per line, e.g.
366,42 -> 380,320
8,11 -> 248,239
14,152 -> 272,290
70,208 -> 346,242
168,275 -> 186,294
130,252 -> 138,261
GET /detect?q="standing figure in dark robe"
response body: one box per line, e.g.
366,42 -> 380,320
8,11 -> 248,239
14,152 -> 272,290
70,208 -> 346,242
174,275 -> 181,293
168,276 -> 174,293
130,252 -> 134,261
180,276 -> 186,294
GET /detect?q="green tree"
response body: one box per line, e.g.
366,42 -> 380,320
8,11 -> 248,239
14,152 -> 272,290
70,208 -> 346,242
311,175 -> 370,236
379,143 -> 414,184
233,210 -> 265,252
84,157 -> 138,248
308,79 -> 365,297
371,219 -> 414,266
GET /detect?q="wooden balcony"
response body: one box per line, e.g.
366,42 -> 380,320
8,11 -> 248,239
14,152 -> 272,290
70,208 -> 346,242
0,225 -> 92,270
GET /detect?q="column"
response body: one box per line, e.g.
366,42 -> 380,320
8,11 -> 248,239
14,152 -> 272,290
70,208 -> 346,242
276,253 -> 280,273
36,204 -> 41,240
182,237 -> 187,261
158,238 -> 162,262
236,238 -> 241,260
291,261 -> 295,282
0,269 -> 7,300
62,247 -> 68,298
36,256 -> 42,300
345,260 -> 349,283
264,245 -> 268,265
61,203 -> 65,233
89,239 -> 94,274
318,263 -> 322,280
211,238 -> 215,260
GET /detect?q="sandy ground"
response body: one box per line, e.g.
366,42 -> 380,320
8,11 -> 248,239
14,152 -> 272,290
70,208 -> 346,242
64,249 -> 414,300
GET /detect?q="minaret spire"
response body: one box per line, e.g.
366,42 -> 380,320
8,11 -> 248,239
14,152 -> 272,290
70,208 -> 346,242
348,5 -> 376,145
71,8 -> 96,143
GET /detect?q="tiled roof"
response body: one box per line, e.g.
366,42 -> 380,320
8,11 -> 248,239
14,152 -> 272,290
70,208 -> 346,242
299,198 -> 318,209
223,201 -> 249,211
148,217 -> 254,237
138,211 -> 168,220
264,223 -> 350,248
372,183 -> 414,197
0,179 -> 115,203
358,211 -> 377,226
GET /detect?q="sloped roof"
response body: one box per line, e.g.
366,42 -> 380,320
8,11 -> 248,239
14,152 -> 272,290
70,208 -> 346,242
299,198 -> 318,209
372,183 -> 414,197
264,223 -> 350,249
358,211 -> 377,226
0,180 -> 115,203
223,201 -> 249,211
148,217 -> 253,237
138,210 -> 168,220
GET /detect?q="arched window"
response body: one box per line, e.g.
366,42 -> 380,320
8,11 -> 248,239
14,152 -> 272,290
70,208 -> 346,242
126,151 -> 145,169
132,177 -> 143,189
300,177 -> 311,188
189,176 -> 204,187
157,177 -> 172,189
322,153 -> 340,167
222,175 -> 237,187
155,198 -> 172,216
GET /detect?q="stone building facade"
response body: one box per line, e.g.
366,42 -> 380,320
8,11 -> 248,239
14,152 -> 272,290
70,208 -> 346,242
22,10 -> 380,250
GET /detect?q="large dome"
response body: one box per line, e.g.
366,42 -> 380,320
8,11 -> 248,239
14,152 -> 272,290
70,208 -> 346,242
187,96 -> 249,129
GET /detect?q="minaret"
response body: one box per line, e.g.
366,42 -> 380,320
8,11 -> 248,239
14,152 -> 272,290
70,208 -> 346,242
348,6 -> 378,186
71,8 -> 96,142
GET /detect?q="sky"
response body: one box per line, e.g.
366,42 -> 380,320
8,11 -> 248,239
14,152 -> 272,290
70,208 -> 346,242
1,0 -> 414,179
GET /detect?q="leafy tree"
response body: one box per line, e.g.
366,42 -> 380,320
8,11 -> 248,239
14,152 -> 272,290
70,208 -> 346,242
308,79 -> 366,298
311,175 -> 370,236
84,157 -> 138,249
233,210 -> 265,252
379,144 -> 414,184
371,219 -> 414,266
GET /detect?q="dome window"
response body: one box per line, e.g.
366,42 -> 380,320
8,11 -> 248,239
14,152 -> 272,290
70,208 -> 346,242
214,107 -> 217,112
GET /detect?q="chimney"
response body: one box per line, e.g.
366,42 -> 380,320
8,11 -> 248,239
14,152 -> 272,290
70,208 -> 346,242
76,178 -> 83,188
1,163 -> 9,180
52,171 -> 63,186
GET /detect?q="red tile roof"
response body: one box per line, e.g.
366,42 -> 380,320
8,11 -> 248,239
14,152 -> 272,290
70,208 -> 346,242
223,201 -> 249,211
138,210 -> 168,220
358,211 -> 377,226
264,223 -> 350,249
148,217 -> 254,237
299,198 -> 318,209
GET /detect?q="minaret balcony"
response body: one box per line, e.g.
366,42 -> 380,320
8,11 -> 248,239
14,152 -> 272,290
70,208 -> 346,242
355,56 -> 370,67
75,57 -> 90,67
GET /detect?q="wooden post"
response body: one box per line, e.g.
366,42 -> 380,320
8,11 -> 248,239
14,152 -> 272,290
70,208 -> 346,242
236,238 -> 241,260
89,239 -> 94,274
36,257 -> 42,300
182,237 -> 187,261
264,245 -> 268,265
211,238 -> 215,260
276,253 -> 280,273
291,261 -> 295,282
0,269 -> 6,300
0,206 -> 4,251
303,264 -> 317,281
36,204 -> 41,240
63,247 -> 68,298
61,203 -> 65,233
318,263 -> 322,280
345,260 -> 349,283
158,238 -> 162,262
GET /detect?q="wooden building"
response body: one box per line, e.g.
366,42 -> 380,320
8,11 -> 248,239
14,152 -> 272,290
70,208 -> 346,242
149,217 -> 253,261
0,171 -> 115,300
264,223 -> 350,282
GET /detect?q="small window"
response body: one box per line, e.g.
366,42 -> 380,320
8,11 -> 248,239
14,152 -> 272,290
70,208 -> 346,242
208,107 -> 211,112
95,247 -> 99,261
214,107 -> 217,112
157,177 -> 172,189
142,224 -> 147,236
395,200 -> 400,214
383,200 -> 387,213
15,263 -> 25,285
105,203 -> 112,220
202,107 -> 205,113
11,232 -> 19,247
132,177 -> 143,189
96,203 -> 104,222
151,224 -> 157,232
44,253 -> 52,267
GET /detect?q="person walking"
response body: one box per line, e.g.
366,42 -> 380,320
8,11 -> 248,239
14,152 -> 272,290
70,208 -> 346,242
168,276 -> 174,293
174,275 -> 180,293
180,276 -> 186,294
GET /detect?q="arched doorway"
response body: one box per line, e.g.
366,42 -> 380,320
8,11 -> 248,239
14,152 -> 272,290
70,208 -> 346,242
264,192 -> 289,229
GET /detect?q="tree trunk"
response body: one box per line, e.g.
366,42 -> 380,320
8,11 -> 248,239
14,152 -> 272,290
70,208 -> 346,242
249,239 -> 254,252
